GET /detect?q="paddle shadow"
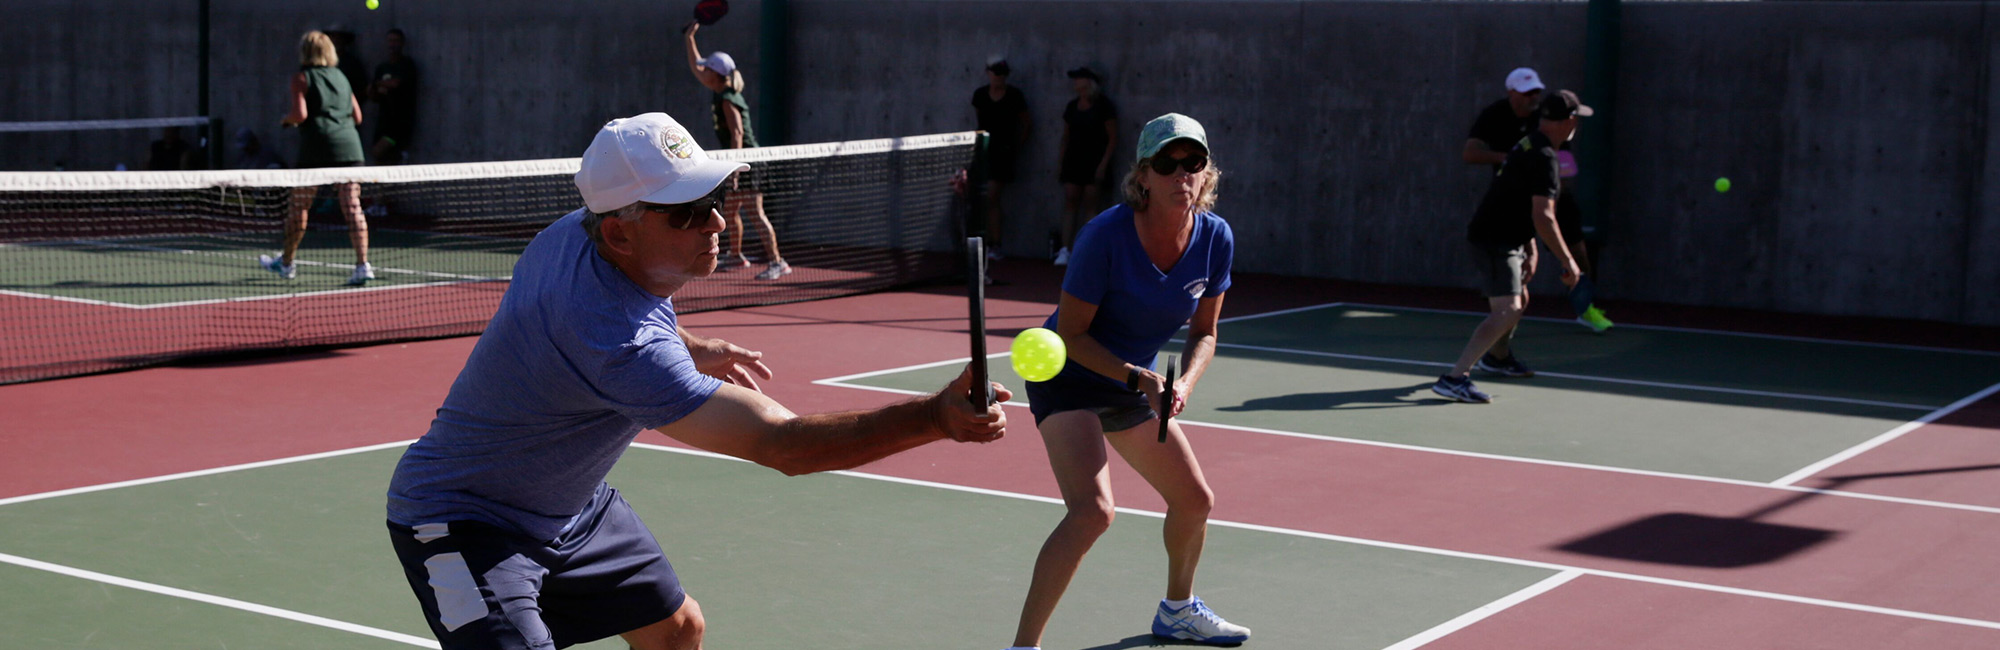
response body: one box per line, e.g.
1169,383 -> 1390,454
1217,383 -> 1445,412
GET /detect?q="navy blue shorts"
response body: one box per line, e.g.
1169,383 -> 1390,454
1025,360 -> 1158,432
387,486 -> 685,650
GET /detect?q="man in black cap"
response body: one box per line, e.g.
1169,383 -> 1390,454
1433,90 -> 1591,404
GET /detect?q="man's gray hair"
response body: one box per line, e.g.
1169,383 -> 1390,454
580,203 -> 643,244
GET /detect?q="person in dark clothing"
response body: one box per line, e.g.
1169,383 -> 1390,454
1433,90 -> 1592,404
369,28 -> 418,165
146,127 -> 192,171
1053,67 -> 1117,266
972,57 -> 1030,257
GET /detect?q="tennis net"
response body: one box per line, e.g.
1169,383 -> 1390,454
0,131 -> 979,383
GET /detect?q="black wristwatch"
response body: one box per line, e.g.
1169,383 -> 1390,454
1126,368 -> 1141,391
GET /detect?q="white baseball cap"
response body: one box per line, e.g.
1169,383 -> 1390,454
1506,67 -> 1545,94
575,113 -> 747,214
698,52 -> 736,77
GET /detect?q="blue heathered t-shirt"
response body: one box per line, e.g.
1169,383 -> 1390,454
1043,204 -> 1234,378
386,208 -> 723,541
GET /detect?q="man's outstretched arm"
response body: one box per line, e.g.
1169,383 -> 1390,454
656,365 -> 1010,476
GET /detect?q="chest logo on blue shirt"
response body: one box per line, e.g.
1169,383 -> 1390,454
1183,279 -> 1209,299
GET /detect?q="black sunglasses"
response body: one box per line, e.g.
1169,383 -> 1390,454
641,185 -> 729,230
1148,153 -> 1209,176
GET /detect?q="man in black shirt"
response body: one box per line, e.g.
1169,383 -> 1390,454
1434,90 -> 1591,404
1463,68 -> 1614,333
971,58 -> 1029,258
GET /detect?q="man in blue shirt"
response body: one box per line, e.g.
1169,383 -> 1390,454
385,112 -> 1012,650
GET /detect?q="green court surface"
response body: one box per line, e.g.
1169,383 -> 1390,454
0,230 -> 524,306
0,446 -> 1554,650
843,304 -> 2000,482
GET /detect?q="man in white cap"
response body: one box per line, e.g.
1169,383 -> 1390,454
384,112 -> 1012,650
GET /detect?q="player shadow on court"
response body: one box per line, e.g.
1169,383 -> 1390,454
1077,633 -> 1242,649
1217,383 -> 1448,412
1555,463 -> 2000,568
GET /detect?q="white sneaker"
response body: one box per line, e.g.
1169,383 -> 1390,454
1052,247 -> 1070,266
1151,596 -> 1251,645
258,254 -> 296,280
755,260 -> 792,280
346,262 -> 375,286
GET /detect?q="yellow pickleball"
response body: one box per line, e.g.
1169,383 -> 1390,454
366,0 -> 379,9
1011,328 -> 1066,382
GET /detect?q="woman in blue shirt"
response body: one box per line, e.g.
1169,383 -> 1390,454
1006,114 -> 1250,649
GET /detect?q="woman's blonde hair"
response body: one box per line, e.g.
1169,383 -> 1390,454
1122,157 -> 1222,213
299,31 -> 338,68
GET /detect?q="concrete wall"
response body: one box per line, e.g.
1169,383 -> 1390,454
2,0 -> 1994,324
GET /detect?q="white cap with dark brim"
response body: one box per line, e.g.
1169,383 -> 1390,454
575,112 -> 747,214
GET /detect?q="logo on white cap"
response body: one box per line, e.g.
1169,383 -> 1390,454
1506,68 -> 1544,94
659,128 -> 693,160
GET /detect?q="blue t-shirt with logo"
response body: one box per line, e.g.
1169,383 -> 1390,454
1043,204 -> 1234,378
386,208 -> 722,541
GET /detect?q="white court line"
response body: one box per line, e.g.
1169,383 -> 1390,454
1,237 -> 510,309
815,379 -> 2000,517
0,277 -> 506,311
1294,301 -> 2000,358
1196,340 -> 1936,411
1770,382 -> 2000,487
0,551 -> 439,648
0,440 -> 416,507
1380,569 -> 1585,650
626,443 -> 2000,632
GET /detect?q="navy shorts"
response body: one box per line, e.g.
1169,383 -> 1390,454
387,486 -> 685,650
1025,360 -> 1158,432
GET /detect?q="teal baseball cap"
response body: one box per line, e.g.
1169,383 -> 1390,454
1136,113 -> 1208,160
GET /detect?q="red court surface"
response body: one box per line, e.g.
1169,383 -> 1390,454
5,264 -> 2000,648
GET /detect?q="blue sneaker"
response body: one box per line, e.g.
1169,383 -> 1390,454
1151,596 -> 1251,645
1431,374 -> 1493,403
258,254 -> 296,280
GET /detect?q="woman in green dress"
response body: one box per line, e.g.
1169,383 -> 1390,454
683,22 -> 788,281
260,30 -> 373,286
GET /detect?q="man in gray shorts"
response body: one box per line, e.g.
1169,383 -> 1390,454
1433,91 -> 1590,403
385,112 -> 1012,649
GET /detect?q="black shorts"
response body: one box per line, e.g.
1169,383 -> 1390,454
1025,360 -> 1158,432
986,142 -> 1019,183
1470,241 -> 1530,298
387,486 -> 685,650
1059,148 -> 1109,186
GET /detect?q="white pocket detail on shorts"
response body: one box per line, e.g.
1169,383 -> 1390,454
424,552 -> 488,632
413,522 -> 449,543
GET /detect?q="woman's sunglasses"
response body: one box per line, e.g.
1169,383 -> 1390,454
642,185 -> 730,230
1148,154 -> 1209,176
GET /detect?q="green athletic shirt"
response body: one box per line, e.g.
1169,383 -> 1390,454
297,66 -> 366,167
710,88 -> 757,149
